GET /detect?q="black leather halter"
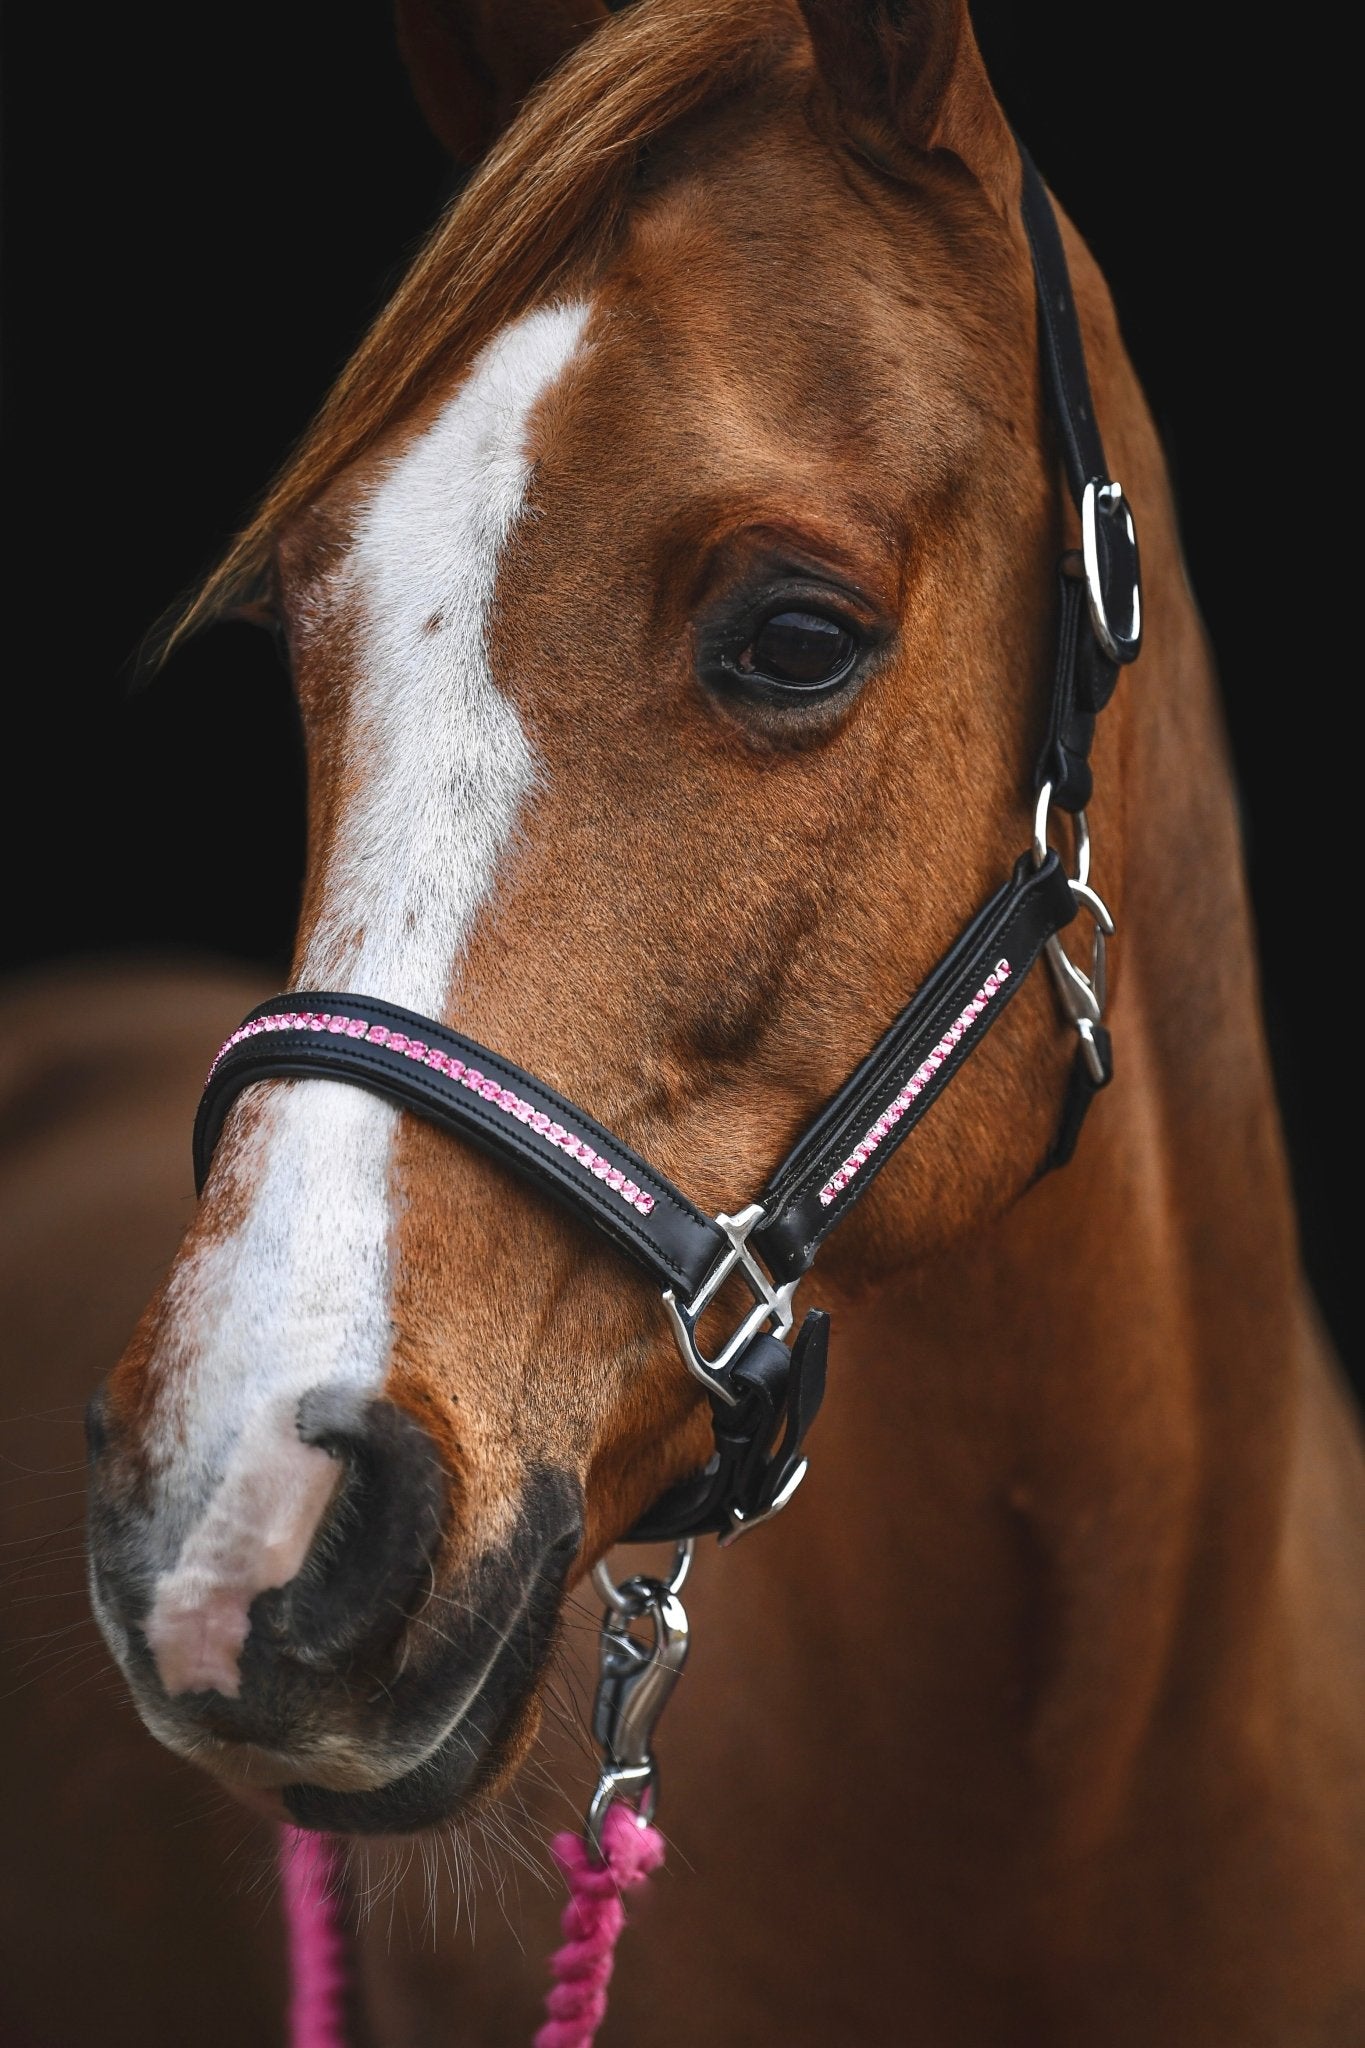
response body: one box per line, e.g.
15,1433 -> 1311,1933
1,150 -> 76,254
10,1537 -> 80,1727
194,148 -> 1142,1544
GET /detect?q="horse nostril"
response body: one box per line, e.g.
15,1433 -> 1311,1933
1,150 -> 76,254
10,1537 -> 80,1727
265,1393 -> 448,1664
253,1590 -> 291,1644
89,1391 -> 450,1723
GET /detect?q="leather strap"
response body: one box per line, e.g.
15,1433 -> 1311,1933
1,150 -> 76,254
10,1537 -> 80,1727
1018,146 -> 1109,508
191,853 -> 1073,1546
628,1311 -> 829,1542
753,853 -> 1076,1284
1034,562 -> 1094,812
1039,1024 -> 1113,1177
1019,146 -> 1140,812
197,854 -> 1077,1306
195,991 -> 727,1300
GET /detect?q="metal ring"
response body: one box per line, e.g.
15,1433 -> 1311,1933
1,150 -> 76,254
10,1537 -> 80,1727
592,1538 -> 694,1617
1068,879 -> 1114,937
1032,781 -> 1091,891
586,1763 -> 658,1862
1081,478 -> 1142,665
1031,779 -> 1053,868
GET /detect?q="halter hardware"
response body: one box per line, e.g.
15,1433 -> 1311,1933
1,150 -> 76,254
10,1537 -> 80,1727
1081,479 -> 1143,666
1033,782 -> 1116,1086
585,1554 -> 693,1860
661,1202 -> 797,1406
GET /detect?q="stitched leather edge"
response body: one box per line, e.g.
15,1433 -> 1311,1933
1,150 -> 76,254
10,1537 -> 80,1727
283,990 -> 706,1238
195,998 -> 723,1298
755,858 -> 1074,1280
1019,145 -> 1107,507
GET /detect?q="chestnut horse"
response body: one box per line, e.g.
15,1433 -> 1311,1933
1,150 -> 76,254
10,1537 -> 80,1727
68,0 -> 1365,2040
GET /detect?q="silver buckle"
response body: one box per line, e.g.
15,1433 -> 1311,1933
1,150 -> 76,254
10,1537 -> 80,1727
718,1456 -> 810,1546
1081,478 -> 1142,665
1033,782 -> 1115,1083
584,1553 -> 692,1860
661,1202 -> 797,1407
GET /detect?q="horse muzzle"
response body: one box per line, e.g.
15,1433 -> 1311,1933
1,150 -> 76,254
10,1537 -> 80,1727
86,1388 -> 583,1832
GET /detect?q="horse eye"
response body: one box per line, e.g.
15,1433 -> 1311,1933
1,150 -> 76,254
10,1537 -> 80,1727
736,610 -> 858,690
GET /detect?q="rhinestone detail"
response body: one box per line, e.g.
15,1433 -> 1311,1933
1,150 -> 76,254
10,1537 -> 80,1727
208,1012 -> 657,1217
816,959 -> 1012,1208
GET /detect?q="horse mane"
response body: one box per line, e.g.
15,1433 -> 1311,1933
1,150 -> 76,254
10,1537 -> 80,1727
167,0 -> 790,659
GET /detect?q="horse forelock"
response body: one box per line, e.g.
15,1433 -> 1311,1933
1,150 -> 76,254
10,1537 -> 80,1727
169,0 -> 801,656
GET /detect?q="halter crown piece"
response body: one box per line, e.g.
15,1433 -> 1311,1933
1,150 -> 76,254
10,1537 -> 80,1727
197,147 -> 1140,1932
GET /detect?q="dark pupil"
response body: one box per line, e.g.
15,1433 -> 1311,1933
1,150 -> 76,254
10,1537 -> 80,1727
742,610 -> 854,688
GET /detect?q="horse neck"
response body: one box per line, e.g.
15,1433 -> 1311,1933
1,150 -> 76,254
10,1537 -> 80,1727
796,449 -> 1310,1836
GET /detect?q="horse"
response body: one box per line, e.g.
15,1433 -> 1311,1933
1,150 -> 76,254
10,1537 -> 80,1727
66,0 -> 1365,2040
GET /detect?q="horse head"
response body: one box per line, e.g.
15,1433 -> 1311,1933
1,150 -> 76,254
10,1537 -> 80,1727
88,0 -> 1119,1833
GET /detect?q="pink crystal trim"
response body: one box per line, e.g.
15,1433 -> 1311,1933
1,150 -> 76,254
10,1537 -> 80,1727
816,959 -> 1012,1209
207,1012 -> 657,1218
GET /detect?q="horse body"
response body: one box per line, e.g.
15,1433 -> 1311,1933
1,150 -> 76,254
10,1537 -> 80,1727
43,0 -> 1365,2039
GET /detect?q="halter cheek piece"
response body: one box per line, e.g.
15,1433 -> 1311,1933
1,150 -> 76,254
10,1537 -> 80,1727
194,150 -> 1141,1547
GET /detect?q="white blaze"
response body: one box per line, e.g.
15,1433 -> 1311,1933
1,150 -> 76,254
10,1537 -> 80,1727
143,301 -> 594,1698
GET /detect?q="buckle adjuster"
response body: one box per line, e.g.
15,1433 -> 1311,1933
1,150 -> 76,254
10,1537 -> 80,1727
661,1202 -> 797,1406
1082,478 -> 1142,665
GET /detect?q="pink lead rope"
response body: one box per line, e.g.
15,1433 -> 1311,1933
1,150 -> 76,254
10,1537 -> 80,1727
279,1807 -> 663,2048
280,1827 -> 349,2048
279,1553 -> 684,2048
535,1807 -> 666,2048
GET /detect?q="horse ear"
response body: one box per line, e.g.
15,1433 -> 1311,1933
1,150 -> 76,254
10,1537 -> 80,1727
394,0 -> 610,165
795,0 -> 1019,221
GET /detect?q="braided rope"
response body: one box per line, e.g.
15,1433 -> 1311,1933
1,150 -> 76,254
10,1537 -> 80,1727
534,1805 -> 666,2048
280,1804 -> 660,2047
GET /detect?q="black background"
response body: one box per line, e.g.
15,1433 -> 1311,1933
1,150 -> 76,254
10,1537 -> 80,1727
1,7 -> 1352,1373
